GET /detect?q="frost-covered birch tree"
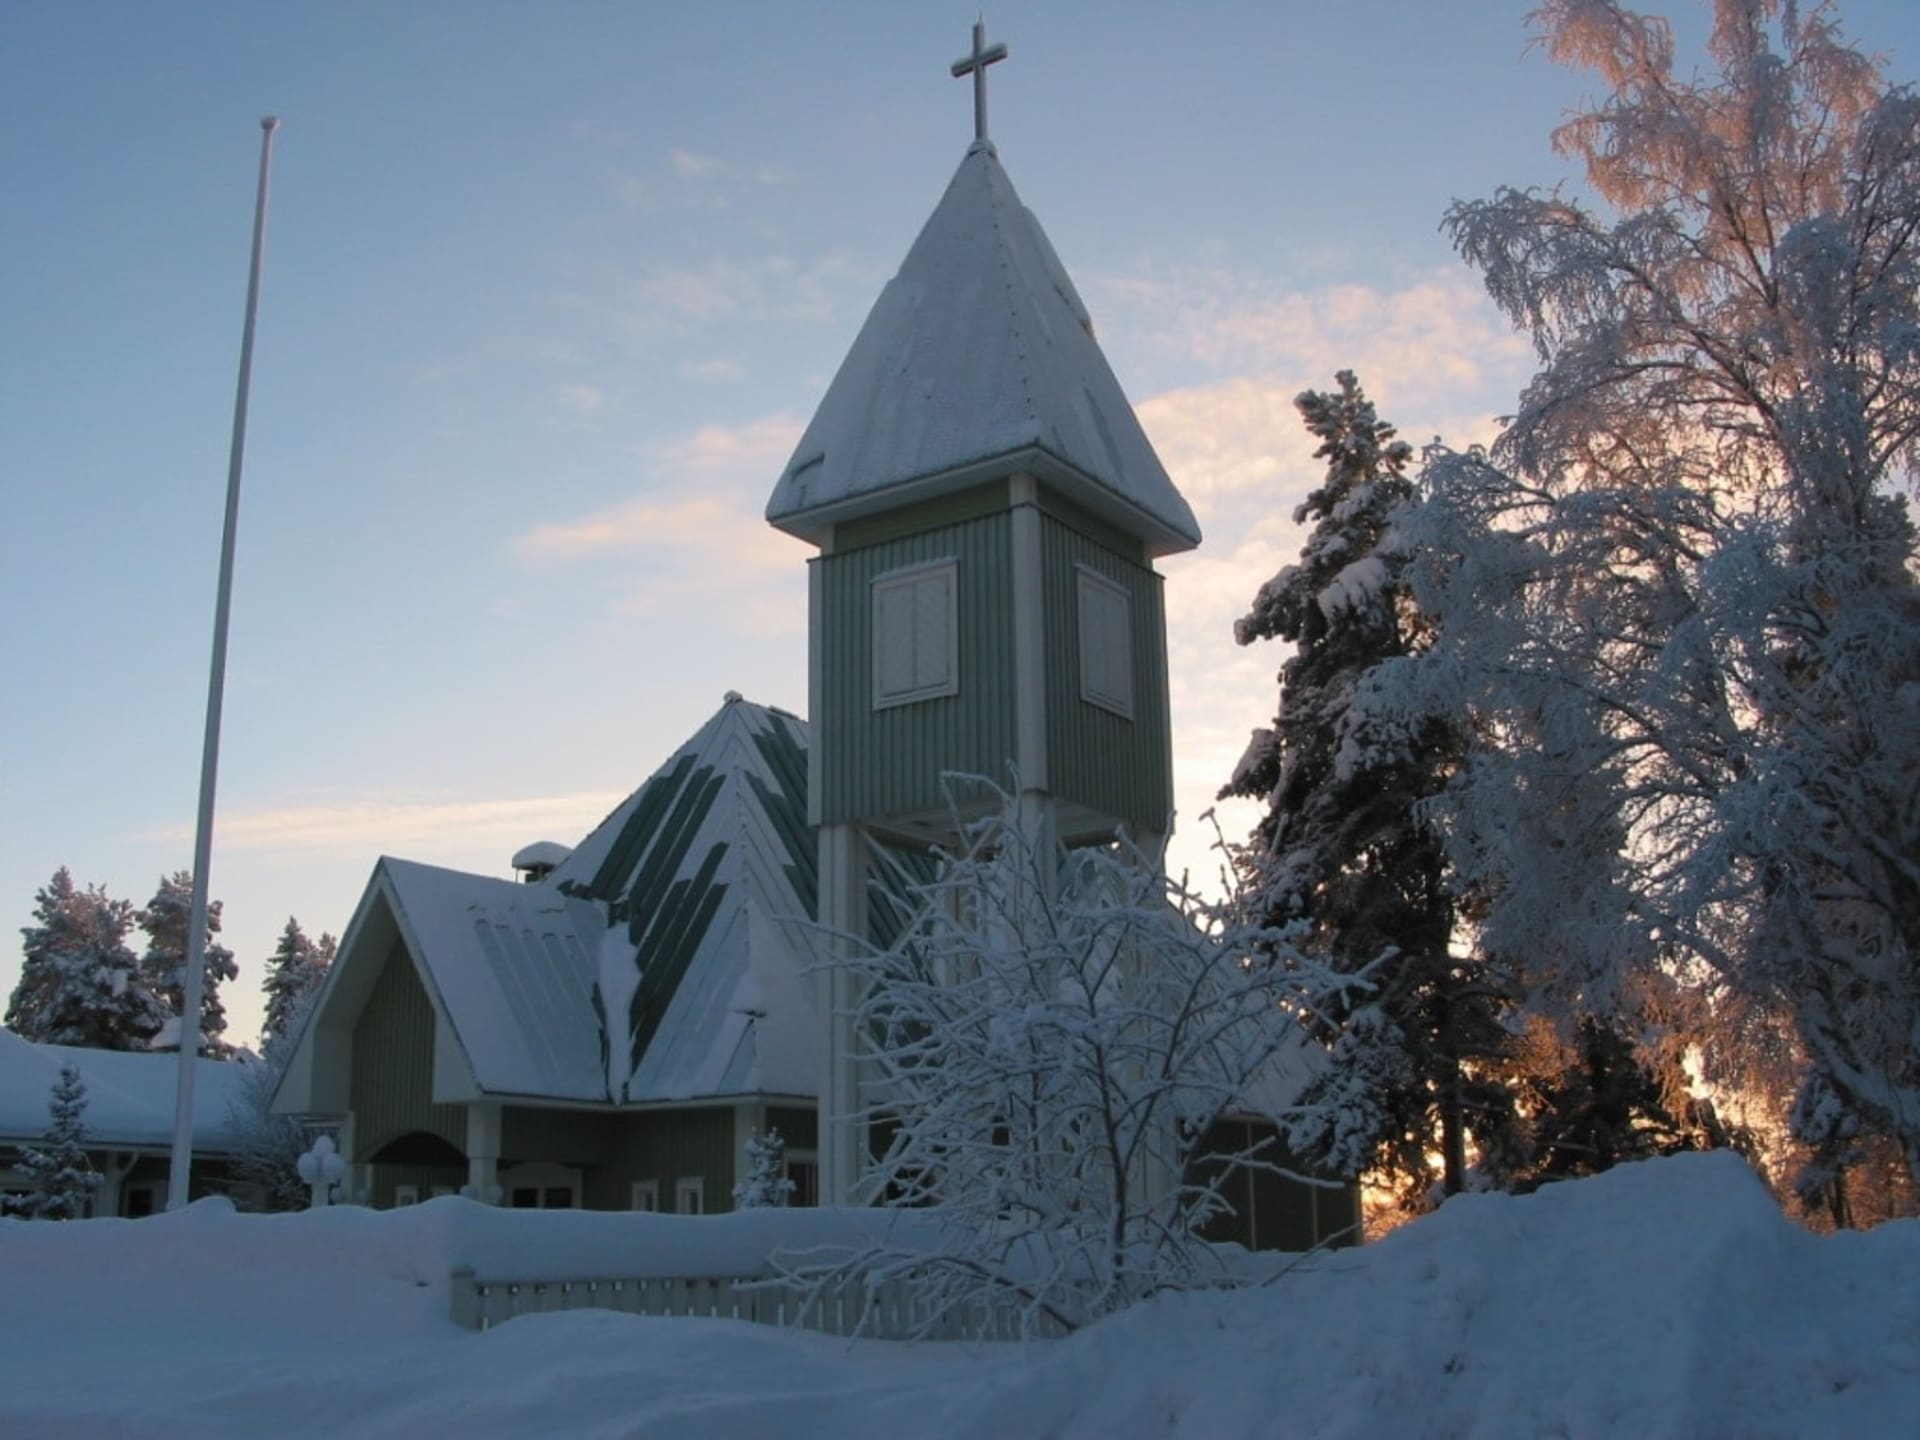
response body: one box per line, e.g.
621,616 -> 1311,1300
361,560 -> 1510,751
1223,373 -> 1516,1207
1380,0 -> 1920,1199
804,796 -> 1338,1336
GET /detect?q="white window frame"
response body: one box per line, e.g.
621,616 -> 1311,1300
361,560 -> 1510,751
675,1177 -> 705,1216
392,1184 -> 420,1207
630,1180 -> 660,1213
871,558 -> 960,710
498,1160 -> 583,1210
1076,564 -> 1134,719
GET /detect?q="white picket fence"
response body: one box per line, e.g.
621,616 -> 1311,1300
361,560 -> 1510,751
448,1268 -> 1061,1339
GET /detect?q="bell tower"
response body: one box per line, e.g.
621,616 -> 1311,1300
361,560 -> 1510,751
766,24 -> 1200,1203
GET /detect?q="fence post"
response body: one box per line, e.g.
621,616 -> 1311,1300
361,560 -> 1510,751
449,1268 -> 483,1331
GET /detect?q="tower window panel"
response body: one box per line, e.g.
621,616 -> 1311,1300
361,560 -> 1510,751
1077,565 -> 1134,719
872,559 -> 959,709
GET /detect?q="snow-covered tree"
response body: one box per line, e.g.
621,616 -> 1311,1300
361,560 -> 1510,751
261,917 -> 332,1049
793,794 -> 1338,1336
137,871 -> 237,1058
225,990 -> 318,1212
732,1128 -> 795,1209
8,868 -> 169,1050
1379,0 -> 1920,1197
1223,373 -> 1516,1207
5,1063 -> 101,1220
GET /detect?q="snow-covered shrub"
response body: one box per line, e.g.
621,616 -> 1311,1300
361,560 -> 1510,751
783,792 -> 1339,1336
733,1128 -> 795,1209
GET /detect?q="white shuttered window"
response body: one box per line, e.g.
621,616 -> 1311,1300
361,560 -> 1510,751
872,559 -> 959,708
1077,565 -> 1134,718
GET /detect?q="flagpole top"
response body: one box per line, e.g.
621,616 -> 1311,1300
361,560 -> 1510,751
261,116 -> 280,133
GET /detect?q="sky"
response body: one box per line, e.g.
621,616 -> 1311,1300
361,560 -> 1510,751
3,1 -> 1913,1050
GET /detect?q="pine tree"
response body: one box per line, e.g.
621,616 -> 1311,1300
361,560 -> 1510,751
136,871 -> 237,1058
1223,372 -> 1514,1207
6,1063 -> 101,1220
732,1127 -> 795,1209
8,868 -> 169,1050
261,917 -> 331,1048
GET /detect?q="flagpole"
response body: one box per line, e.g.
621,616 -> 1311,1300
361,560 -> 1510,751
169,116 -> 279,1210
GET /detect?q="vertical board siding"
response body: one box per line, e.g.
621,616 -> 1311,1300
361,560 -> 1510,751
1039,515 -> 1174,833
350,941 -> 468,1165
817,512 -> 1017,825
592,1106 -> 737,1212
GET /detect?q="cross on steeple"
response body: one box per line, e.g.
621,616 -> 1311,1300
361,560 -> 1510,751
950,17 -> 1009,144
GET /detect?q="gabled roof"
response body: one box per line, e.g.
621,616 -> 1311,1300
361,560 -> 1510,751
766,140 -> 1200,556
0,1029 -> 245,1153
281,697 -> 822,1113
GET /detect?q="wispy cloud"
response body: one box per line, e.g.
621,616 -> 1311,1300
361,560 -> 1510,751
144,791 -> 629,857
669,147 -> 724,178
680,357 -> 747,382
625,253 -> 860,327
553,382 -> 605,416
512,412 -> 810,634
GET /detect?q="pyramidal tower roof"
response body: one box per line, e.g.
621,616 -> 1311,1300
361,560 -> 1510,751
766,139 -> 1200,556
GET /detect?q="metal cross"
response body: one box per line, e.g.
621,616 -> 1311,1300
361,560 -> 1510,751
950,18 -> 1009,143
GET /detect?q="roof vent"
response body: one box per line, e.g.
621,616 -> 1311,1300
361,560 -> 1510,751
511,840 -> 572,884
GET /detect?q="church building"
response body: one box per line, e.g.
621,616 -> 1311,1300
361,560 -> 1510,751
273,27 -> 1356,1249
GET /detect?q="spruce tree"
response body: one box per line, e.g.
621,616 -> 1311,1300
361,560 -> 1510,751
260,917 -> 327,1049
731,1127 -> 794,1208
137,871 -> 237,1059
8,868 -> 169,1050
1223,372 -> 1514,1206
7,1063 -> 101,1220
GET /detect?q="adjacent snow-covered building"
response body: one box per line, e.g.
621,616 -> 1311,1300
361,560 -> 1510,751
0,1029 -> 249,1216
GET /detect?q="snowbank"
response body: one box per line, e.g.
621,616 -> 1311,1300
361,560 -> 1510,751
0,1153 -> 1913,1438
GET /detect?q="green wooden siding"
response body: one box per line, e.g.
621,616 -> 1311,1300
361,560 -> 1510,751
816,511 -> 1018,826
591,1105 -> 738,1212
502,1106 -> 609,1167
834,479 -> 1010,550
349,941 -> 467,1164
1040,514 -> 1174,833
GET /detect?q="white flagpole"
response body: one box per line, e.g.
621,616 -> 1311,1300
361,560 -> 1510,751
168,116 -> 279,1210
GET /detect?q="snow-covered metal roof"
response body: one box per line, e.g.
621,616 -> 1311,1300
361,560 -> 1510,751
317,697 -> 824,1109
0,1029 -> 246,1153
766,141 -> 1200,557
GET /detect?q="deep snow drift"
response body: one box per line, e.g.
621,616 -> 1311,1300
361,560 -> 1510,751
0,1153 -> 1913,1439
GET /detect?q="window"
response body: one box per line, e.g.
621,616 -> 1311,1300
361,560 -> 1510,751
499,1161 -> 581,1209
393,1184 -> 420,1207
675,1177 -> 705,1215
1076,565 -> 1134,718
630,1180 -> 659,1212
872,559 -> 959,708
785,1151 -> 819,1208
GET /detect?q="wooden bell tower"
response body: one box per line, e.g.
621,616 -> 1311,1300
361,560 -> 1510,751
765,24 -> 1201,1202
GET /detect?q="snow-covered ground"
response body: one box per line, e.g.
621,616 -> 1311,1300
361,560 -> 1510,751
1,1152 -> 1914,1439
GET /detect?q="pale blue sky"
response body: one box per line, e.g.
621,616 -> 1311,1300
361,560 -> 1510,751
3,2 -> 1911,1046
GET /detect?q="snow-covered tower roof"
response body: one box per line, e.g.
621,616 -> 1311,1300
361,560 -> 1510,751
765,139 -> 1200,557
